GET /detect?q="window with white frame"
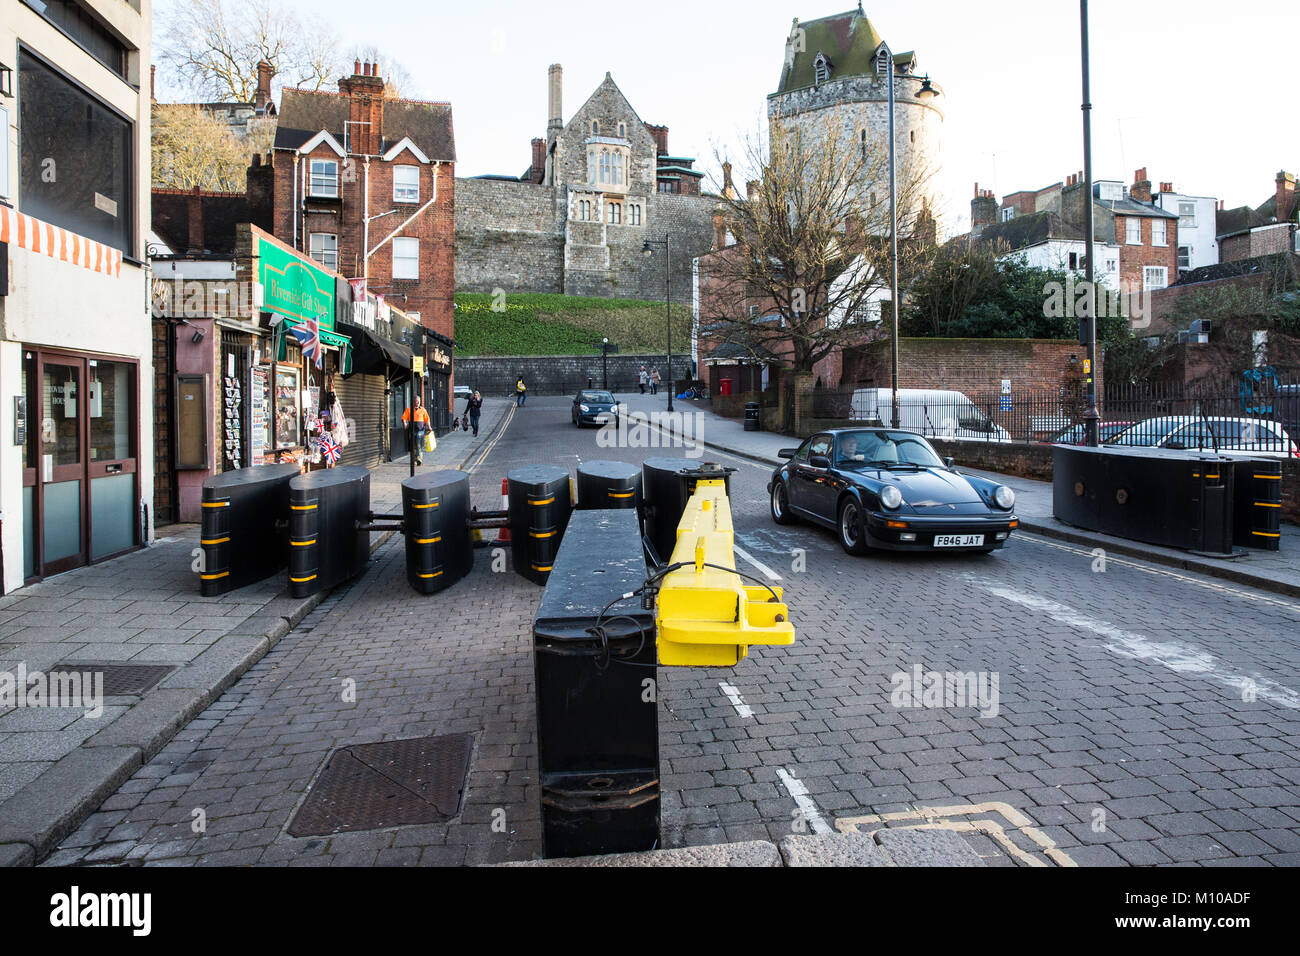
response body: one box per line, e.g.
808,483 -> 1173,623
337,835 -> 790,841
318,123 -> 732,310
392,237 -> 419,279
1143,266 -> 1167,291
309,159 -> 339,198
1177,246 -> 1191,269
1001,207 -> 1014,222
393,165 -> 419,203
1151,220 -> 1166,246
1125,218 -> 1142,244
749,304 -> 759,318
1178,201 -> 1197,228
309,233 -> 337,270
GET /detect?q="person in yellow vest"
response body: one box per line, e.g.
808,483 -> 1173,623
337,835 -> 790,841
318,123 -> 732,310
401,396 -> 432,465
515,374 -> 527,407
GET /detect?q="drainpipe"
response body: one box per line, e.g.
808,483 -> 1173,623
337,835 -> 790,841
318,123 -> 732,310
292,154 -> 299,249
366,161 -> 440,267
363,156 -> 371,285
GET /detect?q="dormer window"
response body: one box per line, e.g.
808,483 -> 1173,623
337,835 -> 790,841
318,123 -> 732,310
813,52 -> 831,85
875,48 -> 891,78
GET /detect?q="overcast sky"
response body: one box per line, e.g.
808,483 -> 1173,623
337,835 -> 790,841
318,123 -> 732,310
156,0 -> 1299,237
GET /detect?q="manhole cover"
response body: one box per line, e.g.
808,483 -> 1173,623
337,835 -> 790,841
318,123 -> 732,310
48,663 -> 175,696
288,733 -> 474,837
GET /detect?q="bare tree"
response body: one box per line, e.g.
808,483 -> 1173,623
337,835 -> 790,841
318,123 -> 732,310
151,104 -> 252,191
156,0 -> 342,102
700,114 -> 936,374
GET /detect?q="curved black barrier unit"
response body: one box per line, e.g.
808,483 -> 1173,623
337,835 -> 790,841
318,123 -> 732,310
576,460 -> 642,511
288,466 -> 371,597
642,458 -> 734,566
532,508 -> 658,858
507,465 -> 572,585
198,464 -> 300,596
402,470 -> 473,593
1232,458 -> 1283,552
1053,445 -> 1236,554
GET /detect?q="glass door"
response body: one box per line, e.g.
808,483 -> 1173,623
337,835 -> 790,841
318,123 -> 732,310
38,356 -> 86,575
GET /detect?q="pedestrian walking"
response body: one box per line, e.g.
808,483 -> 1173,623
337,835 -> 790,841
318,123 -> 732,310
638,365 -> 648,394
466,390 -> 483,437
401,396 -> 432,466
651,369 -> 660,395
515,374 -> 527,407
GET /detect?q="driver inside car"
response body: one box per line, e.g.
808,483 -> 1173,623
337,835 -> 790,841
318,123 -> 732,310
838,434 -> 865,463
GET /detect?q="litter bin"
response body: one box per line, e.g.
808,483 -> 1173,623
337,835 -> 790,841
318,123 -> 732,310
719,378 -> 733,396
744,401 -> 761,432
532,508 -> 658,858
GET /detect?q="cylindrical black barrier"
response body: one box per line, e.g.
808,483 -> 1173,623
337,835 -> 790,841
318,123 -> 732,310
402,470 -> 473,593
507,465 -> 572,585
198,464 -> 299,596
1232,458 -> 1283,551
641,458 -> 734,566
576,460 -> 642,511
288,466 -> 371,597
533,508 -> 658,858
743,401 -> 761,432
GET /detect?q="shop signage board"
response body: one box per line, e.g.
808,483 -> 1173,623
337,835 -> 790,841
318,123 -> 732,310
256,237 -> 335,331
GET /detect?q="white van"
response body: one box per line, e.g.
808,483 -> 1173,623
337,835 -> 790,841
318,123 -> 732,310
849,388 -> 1011,442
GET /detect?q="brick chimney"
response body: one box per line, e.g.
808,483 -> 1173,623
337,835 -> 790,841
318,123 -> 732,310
187,187 -> 204,255
721,161 -> 737,200
1276,170 -> 1296,222
746,180 -> 759,201
1130,167 -> 1152,203
645,124 -> 669,156
530,138 -> 545,184
254,60 -> 274,112
547,64 -> 563,140
1159,181 -> 1174,194
971,184 -> 997,235
712,206 -> 728,249
339,60 -> 386,155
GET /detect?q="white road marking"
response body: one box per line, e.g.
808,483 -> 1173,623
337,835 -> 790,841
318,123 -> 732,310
718,681 -> 754,718
981,582 -> 1300,709
463,402 -> 514,474
1018,531 -> 1300,617
734,544 -> 782,582
776,768 -> 832,835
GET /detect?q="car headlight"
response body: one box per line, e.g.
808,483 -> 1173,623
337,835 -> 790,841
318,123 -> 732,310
993,485 -> 1015,510
879,485 -> 903,509
579,404 -> 590,413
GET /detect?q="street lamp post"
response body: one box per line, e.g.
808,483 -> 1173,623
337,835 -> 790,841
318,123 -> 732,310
881,43 -> 901,430
1079,0 -> 1100,446
602,337 -> 609,389
642,238 -> 674,412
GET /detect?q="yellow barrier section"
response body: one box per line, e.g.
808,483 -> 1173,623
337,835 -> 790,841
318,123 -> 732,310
656,479 -> 795,666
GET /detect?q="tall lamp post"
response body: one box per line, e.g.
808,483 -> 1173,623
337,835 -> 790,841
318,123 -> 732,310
602,337 -> 609,389
642,237 -> 674,412
879,43 -> 901,429
1079,0 -> 1100,446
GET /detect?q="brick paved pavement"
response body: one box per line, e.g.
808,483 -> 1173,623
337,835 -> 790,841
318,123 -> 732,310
39,396 -> 1300,866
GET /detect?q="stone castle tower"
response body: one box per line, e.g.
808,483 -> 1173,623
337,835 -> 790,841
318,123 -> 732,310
768,6 -> 944,234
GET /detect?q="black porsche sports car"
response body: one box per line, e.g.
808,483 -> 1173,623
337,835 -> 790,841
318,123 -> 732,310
767,428 -> 1019,554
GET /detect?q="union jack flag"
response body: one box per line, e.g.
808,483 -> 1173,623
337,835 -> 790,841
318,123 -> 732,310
289,315 -> 324,368
318,435 -> 341,465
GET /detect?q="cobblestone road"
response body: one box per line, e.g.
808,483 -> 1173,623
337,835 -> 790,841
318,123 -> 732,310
46,397 -> 1300,866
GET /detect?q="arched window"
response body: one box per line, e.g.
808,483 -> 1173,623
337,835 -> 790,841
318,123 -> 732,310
876,48 -> 890,78
910,130 -> 916,144
618,122 -> 625,137
588,150 -> 597,184
813,52 -> 830,85
592,120 -> 599,135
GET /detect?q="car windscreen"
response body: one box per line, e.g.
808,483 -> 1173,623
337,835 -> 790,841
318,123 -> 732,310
837,431 -> 944,468
1110,419 -> 1183,445
579,392 -> 614,403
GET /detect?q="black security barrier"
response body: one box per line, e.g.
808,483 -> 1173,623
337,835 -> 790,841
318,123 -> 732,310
1053,446 -> 1236,554
402,470 -> 473,593
288,466 -> 371,597
532,508 -> 658,858
1231,458 -> 1283,552
198,464 -> 300,596
641,458 -> 735,565
576,460 -> 642,511
507,465 -> 572,585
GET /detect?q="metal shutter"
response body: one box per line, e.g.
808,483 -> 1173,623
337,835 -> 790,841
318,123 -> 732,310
335,373 -> 387,467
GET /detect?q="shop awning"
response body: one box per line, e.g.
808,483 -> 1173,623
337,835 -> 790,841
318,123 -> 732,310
337,321 -> 414,379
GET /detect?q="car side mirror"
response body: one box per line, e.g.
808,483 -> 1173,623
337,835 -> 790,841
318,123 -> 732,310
809,454 -> 830,469
944,457 -> 955,469
778,448 -> 797,460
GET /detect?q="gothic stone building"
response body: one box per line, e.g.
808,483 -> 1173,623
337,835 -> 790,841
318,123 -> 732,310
455,66 -> 716,302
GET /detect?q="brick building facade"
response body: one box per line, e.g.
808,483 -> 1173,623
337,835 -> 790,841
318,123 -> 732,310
1217,171 -> 1299,264
270,61 -> 456,343
454,66 -> 716,302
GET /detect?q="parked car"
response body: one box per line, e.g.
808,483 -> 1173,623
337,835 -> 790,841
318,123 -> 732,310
768,428 -> 1019,554
849,388 -> 1011,442
571,389 -> 619,427
1108,416 -> 1299,458
454,385 -> 473,400
1043,421 -> 1135,445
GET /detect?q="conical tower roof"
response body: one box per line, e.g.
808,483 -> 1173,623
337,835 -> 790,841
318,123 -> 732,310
777,7 -> 888,93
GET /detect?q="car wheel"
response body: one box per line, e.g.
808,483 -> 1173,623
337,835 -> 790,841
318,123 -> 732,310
770,481 -> 795,525
837,497 -> 869,555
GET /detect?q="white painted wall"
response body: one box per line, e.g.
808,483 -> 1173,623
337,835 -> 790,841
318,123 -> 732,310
1155,192 -> 1218,271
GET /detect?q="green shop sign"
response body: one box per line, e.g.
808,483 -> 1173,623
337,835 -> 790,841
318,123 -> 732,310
257,237 -> 334,330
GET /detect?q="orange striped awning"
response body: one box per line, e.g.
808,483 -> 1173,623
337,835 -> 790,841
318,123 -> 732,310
0,205 -> 123,279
